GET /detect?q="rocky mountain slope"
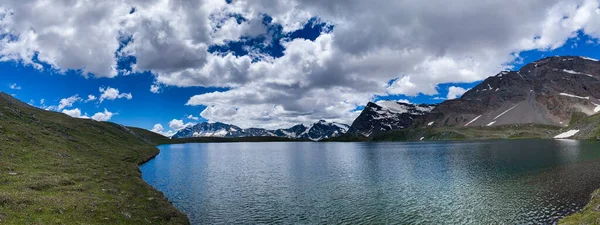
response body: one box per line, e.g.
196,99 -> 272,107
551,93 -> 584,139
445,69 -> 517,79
415,56 -> 600,129
346,101 -> 436,137
172,120 -> 349,141
0,92 -> 189,224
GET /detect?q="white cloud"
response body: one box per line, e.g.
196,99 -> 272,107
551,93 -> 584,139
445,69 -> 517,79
0,1 -> 125,77
187,115 -> 199,120
150,84 -> 160,93
168,119 -> 194,131
85,95 -> 97,102
151,123 -> 176,137
9,83 -> 21,90
4,0 -> 600,128
151,123 -> 164,133
61,108 -> 90,119
446,86 -> 469,100
99,87 -> 132,102
91,108 -> 115,121
53,95 -> 81,111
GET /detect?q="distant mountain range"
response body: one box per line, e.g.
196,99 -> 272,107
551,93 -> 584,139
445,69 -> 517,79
172,120 -> 349,141
171,55 -> 600,141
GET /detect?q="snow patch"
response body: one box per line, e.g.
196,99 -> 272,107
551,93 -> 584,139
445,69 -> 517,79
464,115 -> 482,127
592,102 -> 600,113
494,104 -> 519,120
562,69 -> 593,77
486,121 -> 496,126
419,137 -> 424,141
376,101 -> 410,113
554,130 -> 580,139
332,122 -> 350,132
427,121 -> 434,126
580,56 -> 599,62
559,93 -> 589,100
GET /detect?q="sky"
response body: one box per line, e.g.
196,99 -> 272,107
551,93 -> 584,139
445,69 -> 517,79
1,0 -> 600,136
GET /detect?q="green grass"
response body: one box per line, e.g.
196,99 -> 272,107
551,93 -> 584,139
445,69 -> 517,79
0,93 -> 188,224
560,189 -> 600,224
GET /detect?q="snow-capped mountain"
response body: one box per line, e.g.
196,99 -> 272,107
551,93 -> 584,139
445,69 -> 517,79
273,120 -> 350,140
171,122 -> 249,138
172,120 -> 350,141
347,101 -> 436,137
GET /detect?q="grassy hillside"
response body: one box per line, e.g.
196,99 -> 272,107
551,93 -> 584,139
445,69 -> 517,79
556,113 -> 600,140
127,126 -> 173,145
0,93 -> 188,224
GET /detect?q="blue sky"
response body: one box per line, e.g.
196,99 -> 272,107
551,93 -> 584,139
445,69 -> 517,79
1,0 -> 600,134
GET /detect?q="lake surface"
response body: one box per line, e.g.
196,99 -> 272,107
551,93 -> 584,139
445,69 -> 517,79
140,140 -> 600,224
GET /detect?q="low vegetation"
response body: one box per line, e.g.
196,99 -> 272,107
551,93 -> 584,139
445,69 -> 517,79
0,93 -> 188,224
560,189 -> 600,224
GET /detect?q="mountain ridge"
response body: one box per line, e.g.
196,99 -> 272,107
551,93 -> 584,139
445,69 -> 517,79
172,120 -> 350,141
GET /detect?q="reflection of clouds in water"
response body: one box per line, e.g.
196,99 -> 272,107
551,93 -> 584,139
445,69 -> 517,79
555,139 -> 581,163
166,143 -> 187,150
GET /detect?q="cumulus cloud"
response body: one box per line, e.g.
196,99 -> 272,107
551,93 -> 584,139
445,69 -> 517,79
50,95 -> 82,111
91,109 -> 115,121
168,119 -> 194,131
85,95 -> 97,102
9,83 -> 21,90
62,108 -> 90,119
99,87 -> 132,102
151,123 -> 176,137
187,115 -> 199,120
4,0 -> 600,128
446,86 -> 469,100
150,84 -> 161,93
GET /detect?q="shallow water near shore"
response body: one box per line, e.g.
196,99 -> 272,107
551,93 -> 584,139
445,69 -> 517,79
140,140 -> 600,224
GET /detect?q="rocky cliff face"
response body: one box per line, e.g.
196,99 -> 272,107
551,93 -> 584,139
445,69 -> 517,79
347,101 -> 436,136
172,120 -> 349,141
416,56 -> 600,128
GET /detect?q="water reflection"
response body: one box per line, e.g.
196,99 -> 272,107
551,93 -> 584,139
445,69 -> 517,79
141,140 -> 600,224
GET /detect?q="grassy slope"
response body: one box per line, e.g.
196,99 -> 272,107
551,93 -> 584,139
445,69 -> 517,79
127,126 -> 173,145
560,113 -> 600,140
0,93 -> 189,224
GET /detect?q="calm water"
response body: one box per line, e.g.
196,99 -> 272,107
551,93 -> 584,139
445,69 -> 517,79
140,140 -> 600,224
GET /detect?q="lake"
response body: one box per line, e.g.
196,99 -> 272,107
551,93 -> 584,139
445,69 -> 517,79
140,140 -> 600,224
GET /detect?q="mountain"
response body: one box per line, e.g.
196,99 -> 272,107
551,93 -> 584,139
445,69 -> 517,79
0,92 -> 189,224
172,120 -> 350,141
172,122 -> 255,138
415,56 -> 600,129
347,101 -> 436,137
